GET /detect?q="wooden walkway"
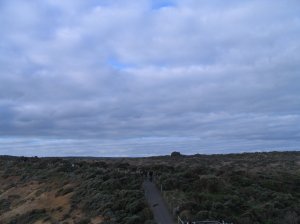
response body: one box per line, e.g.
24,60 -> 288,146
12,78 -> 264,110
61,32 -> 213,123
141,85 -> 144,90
143,180 -> 175,224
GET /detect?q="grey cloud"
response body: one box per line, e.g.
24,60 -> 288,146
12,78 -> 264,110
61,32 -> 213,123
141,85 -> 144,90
0,0 -> 300,156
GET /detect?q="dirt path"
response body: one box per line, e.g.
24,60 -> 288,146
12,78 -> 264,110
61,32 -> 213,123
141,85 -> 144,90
143,180 -> 175,224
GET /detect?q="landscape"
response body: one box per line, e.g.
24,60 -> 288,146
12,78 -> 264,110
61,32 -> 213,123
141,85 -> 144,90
1,0 -> 300,223
1,151 -> 299,224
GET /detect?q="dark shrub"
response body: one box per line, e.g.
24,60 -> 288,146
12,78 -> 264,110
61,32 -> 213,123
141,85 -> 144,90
56,187 -> 74,196
126,198 -> 145,214
171,151 -> 182,157
124,215 -> 142,224
9,209 -> 49,224
76,217 -> 91,224
0,199 -> 11,215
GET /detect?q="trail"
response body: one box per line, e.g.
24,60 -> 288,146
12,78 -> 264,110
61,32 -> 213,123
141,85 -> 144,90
143,180 -> 175,224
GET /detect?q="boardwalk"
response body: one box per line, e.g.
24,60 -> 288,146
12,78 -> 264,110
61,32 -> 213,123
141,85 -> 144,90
143,180 -> 175,224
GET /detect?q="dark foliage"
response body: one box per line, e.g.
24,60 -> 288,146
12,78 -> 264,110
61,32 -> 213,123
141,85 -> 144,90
147,151 -> 300,224
8,209 -> 50,224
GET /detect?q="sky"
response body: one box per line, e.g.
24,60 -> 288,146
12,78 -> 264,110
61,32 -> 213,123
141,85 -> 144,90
0,0 -> 300,157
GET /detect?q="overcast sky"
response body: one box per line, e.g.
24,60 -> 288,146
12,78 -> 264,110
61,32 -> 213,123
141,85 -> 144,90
0,0 -> 300,157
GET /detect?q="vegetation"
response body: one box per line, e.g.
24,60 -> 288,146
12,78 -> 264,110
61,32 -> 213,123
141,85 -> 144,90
137,151 -> 300,224
0,151 -> 299,224
0,156 -> 154,224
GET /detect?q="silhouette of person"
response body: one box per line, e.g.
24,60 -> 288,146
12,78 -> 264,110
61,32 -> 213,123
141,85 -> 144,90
149,171 -> 153,182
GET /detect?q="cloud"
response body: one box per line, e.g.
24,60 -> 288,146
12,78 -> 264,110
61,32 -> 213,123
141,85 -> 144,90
0,0 -> 300,156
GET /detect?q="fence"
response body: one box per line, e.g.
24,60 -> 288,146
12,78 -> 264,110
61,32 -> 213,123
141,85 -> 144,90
177,216 -> 184,224
178,216 -> 231,224
153,177 -> 232,224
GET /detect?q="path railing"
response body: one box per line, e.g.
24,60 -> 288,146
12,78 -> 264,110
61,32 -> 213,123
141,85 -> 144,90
178,217 -> 231,224
152,176 -> 233,224
177,216 -> 184,224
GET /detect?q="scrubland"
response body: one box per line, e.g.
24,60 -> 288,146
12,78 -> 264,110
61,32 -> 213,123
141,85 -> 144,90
0,156 -> 153,224
0,151 -> 299,224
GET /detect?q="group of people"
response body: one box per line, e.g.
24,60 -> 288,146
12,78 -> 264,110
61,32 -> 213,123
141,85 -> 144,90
141,169 -> 154,181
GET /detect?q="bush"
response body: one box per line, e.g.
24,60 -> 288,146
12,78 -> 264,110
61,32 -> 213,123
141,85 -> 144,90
124,215 -> 142,224
171,151 -> 182,157
8,209 -> 49,224
126,198 -> 145,214
0,199 -> 11,215
76,217 -> 91,224
56,187 -> 74,196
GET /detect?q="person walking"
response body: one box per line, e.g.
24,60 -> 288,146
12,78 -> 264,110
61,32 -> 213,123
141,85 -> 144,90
149,170 -> 153,182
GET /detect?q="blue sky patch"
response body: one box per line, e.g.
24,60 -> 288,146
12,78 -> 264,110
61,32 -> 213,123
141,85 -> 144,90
151,0 -> 176,10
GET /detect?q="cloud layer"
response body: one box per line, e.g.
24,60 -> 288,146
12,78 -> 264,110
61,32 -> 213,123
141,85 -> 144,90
0,0 -> 300,156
